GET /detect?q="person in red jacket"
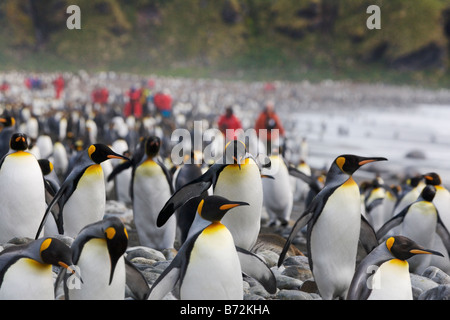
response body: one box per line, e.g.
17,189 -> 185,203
254,101 -> 285,154
124,87 -> 143,119
53,75 -> 65,99
153,89 -> 172,118
217,106 -> 242,141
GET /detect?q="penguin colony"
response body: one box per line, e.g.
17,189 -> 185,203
0,73 -> 448,301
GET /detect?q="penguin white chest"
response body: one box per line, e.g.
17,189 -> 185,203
180,223 -> 243,300
401,202 -> 437,248
0,152 -> 46,241
133,160 -> 175,249
368,259 -> 412,300
310,179 -> 361,298
64,164 -> 106,238
214,159 -> 263,250
0,258 -> 54,300
69,238 -> 125,300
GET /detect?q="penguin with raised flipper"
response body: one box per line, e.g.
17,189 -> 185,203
157,140 -> 264,251
35,144 -> 130,239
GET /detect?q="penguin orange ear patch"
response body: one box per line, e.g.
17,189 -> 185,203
40,238 -> 52,253
386,237 -> 395,251
336,157 -> 345,170
198,199 -> 205,216
105,227 -> 116,240
88,145 -> 96,158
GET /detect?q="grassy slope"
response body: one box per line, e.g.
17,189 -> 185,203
0,0 -> 449,89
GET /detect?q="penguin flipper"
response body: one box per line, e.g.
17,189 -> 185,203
346,244 -> 392,300
156,164 -> 228,227
359,215 -> 379,254
436,217 -> 450,257
107,160 -> 132,182
35,182 -> 71,239
125,258 -> 151,300
288,166 -> 322,194
365,197 -> 384,213
375,206 -> 409,240
147,260 -> 181,300
277,209 -> 314,267
148,231 -> 201,300
236,246 -> 277,294
156,156 -> 174,194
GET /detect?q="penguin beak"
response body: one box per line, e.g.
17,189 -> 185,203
219,201 -> 249,211
107,153 -> 130,162
358,157 -> 387,166
410,248 -> 444,257
58,261 -> 83,283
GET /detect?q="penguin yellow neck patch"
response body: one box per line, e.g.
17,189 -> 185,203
203,221 -> 227,235
85,164 -> 103,175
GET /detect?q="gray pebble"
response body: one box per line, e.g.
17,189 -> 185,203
418,284 -> 450,300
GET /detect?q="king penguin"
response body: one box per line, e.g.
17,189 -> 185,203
65,217 -> 149,300
261,152 -> 293,227
0,237 -> 78,300
35,144 -> 130,239
157,140 -> 264,251
0,133 -> 47,242
347,236 -> 443,300
364,176 -> 395,232
171,151 -> 206,244
0,116 -> 16,158
132,136 -> 176,250
376,185 -> 450,274
423,172 -> 450,273
278,154 -> 387,300
148,195 -> 276,300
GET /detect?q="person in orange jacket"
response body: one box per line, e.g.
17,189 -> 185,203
254,101 -> 285,154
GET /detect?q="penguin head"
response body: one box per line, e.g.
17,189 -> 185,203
103,218 -> 129,285
386,236 -> 443,261
145,136 -> 161,157
38,159 -> 54,176
0,116 -> 15,127
418,185 -> 436,202
423,172 -> 441,186
407,176 -> 423,188
224,140 -> 247,167
74,217 -> 128,285
38,237 -> 78,277
88,144 -> 131,164
333,154 -> 387,175
9,133 -> 28,151
197,195 -> 249,222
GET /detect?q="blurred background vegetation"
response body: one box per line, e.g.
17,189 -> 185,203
1,0 -> 450,87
